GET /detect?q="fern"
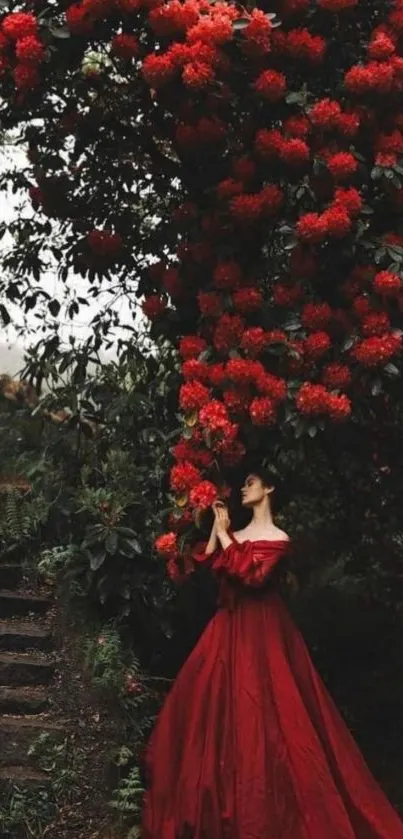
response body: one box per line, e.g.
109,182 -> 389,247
109,766 -> 144,816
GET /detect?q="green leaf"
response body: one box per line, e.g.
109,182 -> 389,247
90,550 -> 107,571
384,363 -> 400,377
106,530 -> 119,554
371,378 -> 382,396
49,24 -> 71,38
48,299 -> 61,317
0,304 -> 10,326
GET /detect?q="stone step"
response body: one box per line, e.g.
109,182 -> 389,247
0,651 -> 56,686
0,685 -> 49,715
0,715 -> 65,766
0,564 -> 24,589
0,619 -> 52,652
0,590 -> 51,618
0,764 -> 51,793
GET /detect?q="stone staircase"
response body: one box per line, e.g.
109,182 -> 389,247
0,560 -> 62,798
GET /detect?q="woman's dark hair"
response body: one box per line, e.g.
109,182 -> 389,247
243,464 -> 279,490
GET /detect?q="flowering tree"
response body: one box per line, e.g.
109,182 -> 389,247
0,0 -> 402,576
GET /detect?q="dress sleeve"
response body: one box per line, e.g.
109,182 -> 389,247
191,541 -> 219,566
212,541 -> 287,588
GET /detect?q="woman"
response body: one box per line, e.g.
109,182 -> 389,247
142,467 -> 403,839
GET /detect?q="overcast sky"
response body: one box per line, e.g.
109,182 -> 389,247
0,140 -> 137,376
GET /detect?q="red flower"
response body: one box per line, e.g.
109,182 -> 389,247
304,331 -> 331,359
283,115 -> 310,137
183,61 -> 215,89
352,334 -> 402,366
142,53 -> 176,87
2,11 -> 38,40
13,63 -> 40,88
334,187 -> 362,217
179,335 -> 207,359
345,62 -> 394,94
166,558 -> 185,583
212,421 -> 239,453
142,295 -> 167,320
296,382 -> 329,415
284,29 -> 326,63
179,380 -> 210,411
296,212 -> 328,243
223,388 -> 250,416
198,291 -> 222,318
217,178 -> 244,199
373,270 -> 401,297
230,193 -> 262,223
213,260 -> 243,290
368,32 -> 396,61
15,35 -> 45,64
309,98 -> 341,128
256,372 -> 287,401
148,1 -> 198,35
155,532 -> 178,558
232,288 -> 263,313
221,438 -> 246,466
255,129 -> 284,158
259,184 -> 284,215
111,33 -> 139,58
301,302 -> 332,331
213,314 -> 245,353
199,400 -> 229,430
65,3 -> 96,34
208,363 -> 226,387
326,393 -> 352,421
170,461 -> 201,493
187,16 -> 233,45
189,480 -> 218,510
376,152 -> 397,167
226,358 -> 263,384
322,205 -> 352,237
243,8 -> 272,52
280,138 -> 310,167
253,69 -> 287,102
322,363 -> 352,389
337,110 -> 360,136
353,296 -> 371,318
172,440 -> 213,468
327,151 -> 358,181
249,397 -> 276,426
362,312 -> 391,336
241,327 -> 268,356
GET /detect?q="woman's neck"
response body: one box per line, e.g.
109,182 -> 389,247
250,501 -> 274,527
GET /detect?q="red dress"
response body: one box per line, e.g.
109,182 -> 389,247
142,535 -> 403,839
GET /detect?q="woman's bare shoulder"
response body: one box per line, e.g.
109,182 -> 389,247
232,526 -> 290,542
271,526 -> 290,542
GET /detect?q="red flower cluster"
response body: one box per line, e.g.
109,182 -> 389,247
296,383 -> 351,420
352,334 -> 402,367
189,480 -> 218,509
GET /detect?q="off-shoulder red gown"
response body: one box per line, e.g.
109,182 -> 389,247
142,535 -> 403,839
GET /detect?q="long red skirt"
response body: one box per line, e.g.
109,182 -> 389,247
142,590 -> 403,839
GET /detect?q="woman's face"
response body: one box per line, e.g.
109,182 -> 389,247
241,474 -> 272,507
